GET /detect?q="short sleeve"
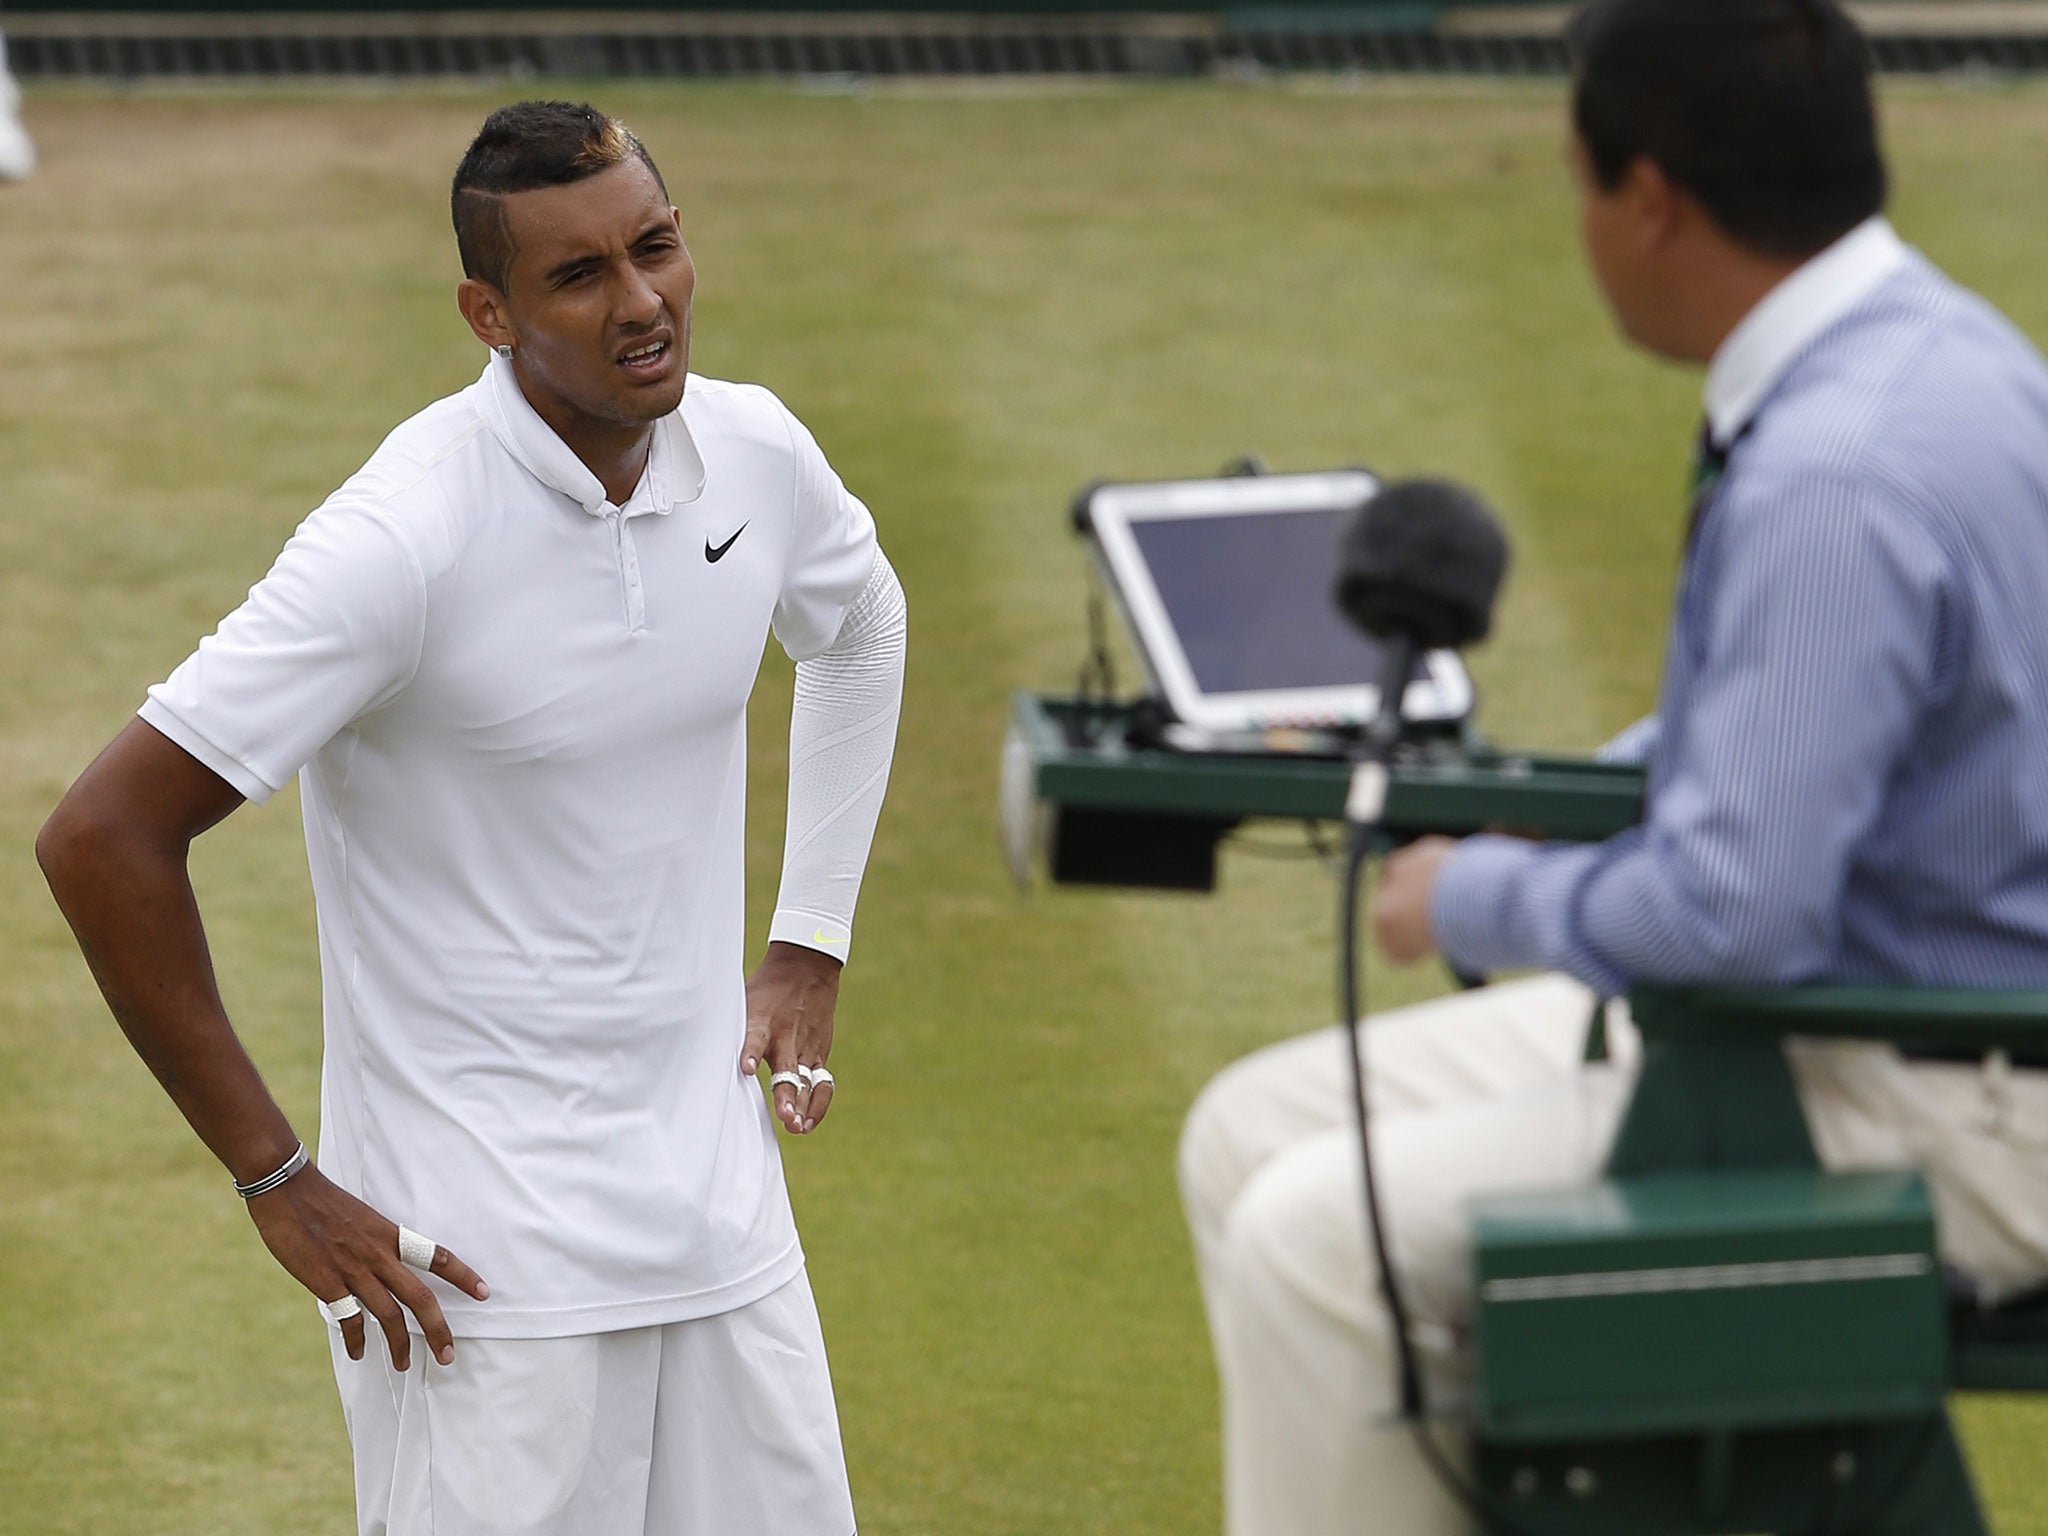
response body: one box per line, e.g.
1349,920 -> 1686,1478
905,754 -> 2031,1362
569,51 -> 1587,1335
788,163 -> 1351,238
138,501 -> 426,803
771,403 -> 879,663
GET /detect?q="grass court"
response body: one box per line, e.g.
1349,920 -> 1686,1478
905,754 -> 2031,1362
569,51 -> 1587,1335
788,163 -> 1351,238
4,76 -> 2048,1534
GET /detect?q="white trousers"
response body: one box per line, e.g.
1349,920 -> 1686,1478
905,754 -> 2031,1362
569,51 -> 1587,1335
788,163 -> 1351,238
329,1270 -> 856,1536
1178,974 -> 2048,1536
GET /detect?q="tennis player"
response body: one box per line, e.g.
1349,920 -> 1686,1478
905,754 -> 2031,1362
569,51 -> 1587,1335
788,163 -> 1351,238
38,100 -> 904,1536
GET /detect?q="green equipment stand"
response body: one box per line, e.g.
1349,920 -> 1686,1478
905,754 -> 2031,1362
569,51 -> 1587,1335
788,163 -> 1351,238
1003,692 -> 1646,890
1006,691 -> 2048,1534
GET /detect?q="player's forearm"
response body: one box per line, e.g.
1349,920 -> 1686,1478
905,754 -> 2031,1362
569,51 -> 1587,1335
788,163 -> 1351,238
770,552 -> 907,960
37,805 -> 299,1184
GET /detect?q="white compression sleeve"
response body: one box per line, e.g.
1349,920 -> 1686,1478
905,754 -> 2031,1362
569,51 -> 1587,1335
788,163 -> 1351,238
767,551 -> 907,963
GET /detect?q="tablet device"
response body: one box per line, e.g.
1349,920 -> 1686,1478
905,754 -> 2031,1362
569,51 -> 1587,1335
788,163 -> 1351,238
1077,470 -> 1474,735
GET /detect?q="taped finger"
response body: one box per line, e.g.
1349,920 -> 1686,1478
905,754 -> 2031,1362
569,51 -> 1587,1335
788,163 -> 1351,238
397,1226 -> 436,1271
766,1068 -> 804,1131
319,1293 -> 363,1325
805,1078 -> 834,1131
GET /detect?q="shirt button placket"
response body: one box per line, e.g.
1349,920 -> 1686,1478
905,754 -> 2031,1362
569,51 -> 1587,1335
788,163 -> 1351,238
623,525 -> 646,633
606,509 -> 647,634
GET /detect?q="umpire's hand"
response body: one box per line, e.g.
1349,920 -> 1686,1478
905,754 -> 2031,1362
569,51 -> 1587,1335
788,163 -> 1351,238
742,941 -> 841,1135
1375,834 -> 1458,964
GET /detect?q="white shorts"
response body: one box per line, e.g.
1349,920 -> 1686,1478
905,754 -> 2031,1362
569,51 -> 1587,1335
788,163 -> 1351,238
329,1269 -> 856,1536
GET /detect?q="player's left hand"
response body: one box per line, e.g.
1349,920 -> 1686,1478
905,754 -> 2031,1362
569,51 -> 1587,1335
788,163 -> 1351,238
1374,835 -> 1458,964
742,941 -> 842,1136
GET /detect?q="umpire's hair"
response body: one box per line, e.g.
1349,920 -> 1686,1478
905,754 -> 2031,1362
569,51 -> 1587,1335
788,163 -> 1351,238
451,101 -> 669,291
1568,0 -> 1886,257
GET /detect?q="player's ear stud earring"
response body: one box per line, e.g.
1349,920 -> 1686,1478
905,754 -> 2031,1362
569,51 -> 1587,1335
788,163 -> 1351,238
494,344 -> 514,360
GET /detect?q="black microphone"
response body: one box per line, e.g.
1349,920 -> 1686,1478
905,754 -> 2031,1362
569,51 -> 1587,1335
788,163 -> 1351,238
1334,478 -> 1510,754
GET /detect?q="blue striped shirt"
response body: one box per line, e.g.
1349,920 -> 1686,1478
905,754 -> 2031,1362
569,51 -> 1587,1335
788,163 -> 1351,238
1433,235 -> 2048,995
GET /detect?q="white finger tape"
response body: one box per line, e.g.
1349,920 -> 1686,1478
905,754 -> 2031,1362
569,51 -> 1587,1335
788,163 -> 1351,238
397,1226 -> 437,1271
320,1294 -> 363,1325
768,1070 -> 804,1091
810,1067 -> 835,1089
795,1064 -> 815,1087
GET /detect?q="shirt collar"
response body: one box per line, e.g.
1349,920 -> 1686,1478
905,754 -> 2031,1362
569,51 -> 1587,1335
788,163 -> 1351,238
1703,216 -> 1910,447
478,350 -> 708,518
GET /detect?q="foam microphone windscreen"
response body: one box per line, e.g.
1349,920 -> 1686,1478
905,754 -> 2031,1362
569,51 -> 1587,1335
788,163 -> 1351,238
1334,478 -> 1511,651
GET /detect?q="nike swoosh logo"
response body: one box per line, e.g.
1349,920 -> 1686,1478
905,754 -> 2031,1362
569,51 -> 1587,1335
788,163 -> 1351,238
705,523 -> 748,563
813,928 -> 847,946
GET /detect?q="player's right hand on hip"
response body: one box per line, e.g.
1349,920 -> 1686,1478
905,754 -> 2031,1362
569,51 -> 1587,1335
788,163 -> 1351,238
244,1165 -> 489,1370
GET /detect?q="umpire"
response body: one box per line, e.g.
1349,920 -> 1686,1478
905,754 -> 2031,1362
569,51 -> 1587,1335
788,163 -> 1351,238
1181,2 -> 2048,1532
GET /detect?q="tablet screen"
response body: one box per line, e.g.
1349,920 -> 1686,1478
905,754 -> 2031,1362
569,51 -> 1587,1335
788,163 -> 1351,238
1129,507 -> 1407,695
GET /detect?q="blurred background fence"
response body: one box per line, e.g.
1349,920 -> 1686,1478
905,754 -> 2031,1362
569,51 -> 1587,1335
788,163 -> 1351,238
11,2 -> 2048,79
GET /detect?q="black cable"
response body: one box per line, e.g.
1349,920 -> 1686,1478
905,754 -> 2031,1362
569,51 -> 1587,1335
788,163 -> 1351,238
1339,824 -> 1425,1417
1413,1415 -> 1511,1530
1339,827 -> 1548,1536
1223,820 -> 1339,862
1076,565 -> 1118,705
1306,821 -> 1337,862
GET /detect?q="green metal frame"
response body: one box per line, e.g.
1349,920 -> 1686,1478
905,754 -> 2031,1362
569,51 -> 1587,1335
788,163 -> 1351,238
1013,692 -> 1646,839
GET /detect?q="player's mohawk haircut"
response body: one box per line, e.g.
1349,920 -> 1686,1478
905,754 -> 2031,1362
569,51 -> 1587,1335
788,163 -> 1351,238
450,100 -> 669,291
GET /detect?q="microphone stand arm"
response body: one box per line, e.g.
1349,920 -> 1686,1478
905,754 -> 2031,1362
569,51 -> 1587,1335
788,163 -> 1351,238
1362,630 -> 1417,764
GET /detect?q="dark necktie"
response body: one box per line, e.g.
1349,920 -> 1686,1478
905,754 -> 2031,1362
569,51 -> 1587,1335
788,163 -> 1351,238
1685,418 -> 1737,553
1679,417 -> 1744,557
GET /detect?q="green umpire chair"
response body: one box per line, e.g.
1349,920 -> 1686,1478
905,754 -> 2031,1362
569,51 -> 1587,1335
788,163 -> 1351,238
1000,693 -> 2048,1531
1466,985 -> 2048,1535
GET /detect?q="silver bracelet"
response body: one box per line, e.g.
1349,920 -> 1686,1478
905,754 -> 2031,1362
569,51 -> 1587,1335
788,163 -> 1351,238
234,1140 -> 308,1199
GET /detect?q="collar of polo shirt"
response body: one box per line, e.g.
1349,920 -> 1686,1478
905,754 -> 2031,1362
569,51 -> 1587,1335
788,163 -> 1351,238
1705,216 -> 1911,448
480,349 -> 709,518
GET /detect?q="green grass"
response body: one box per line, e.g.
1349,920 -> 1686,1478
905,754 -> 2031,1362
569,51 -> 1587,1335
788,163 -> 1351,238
6,76 -> 2048,1534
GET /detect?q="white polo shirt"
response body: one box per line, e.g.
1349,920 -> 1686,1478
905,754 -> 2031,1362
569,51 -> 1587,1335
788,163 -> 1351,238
141,355 -> 878,1337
